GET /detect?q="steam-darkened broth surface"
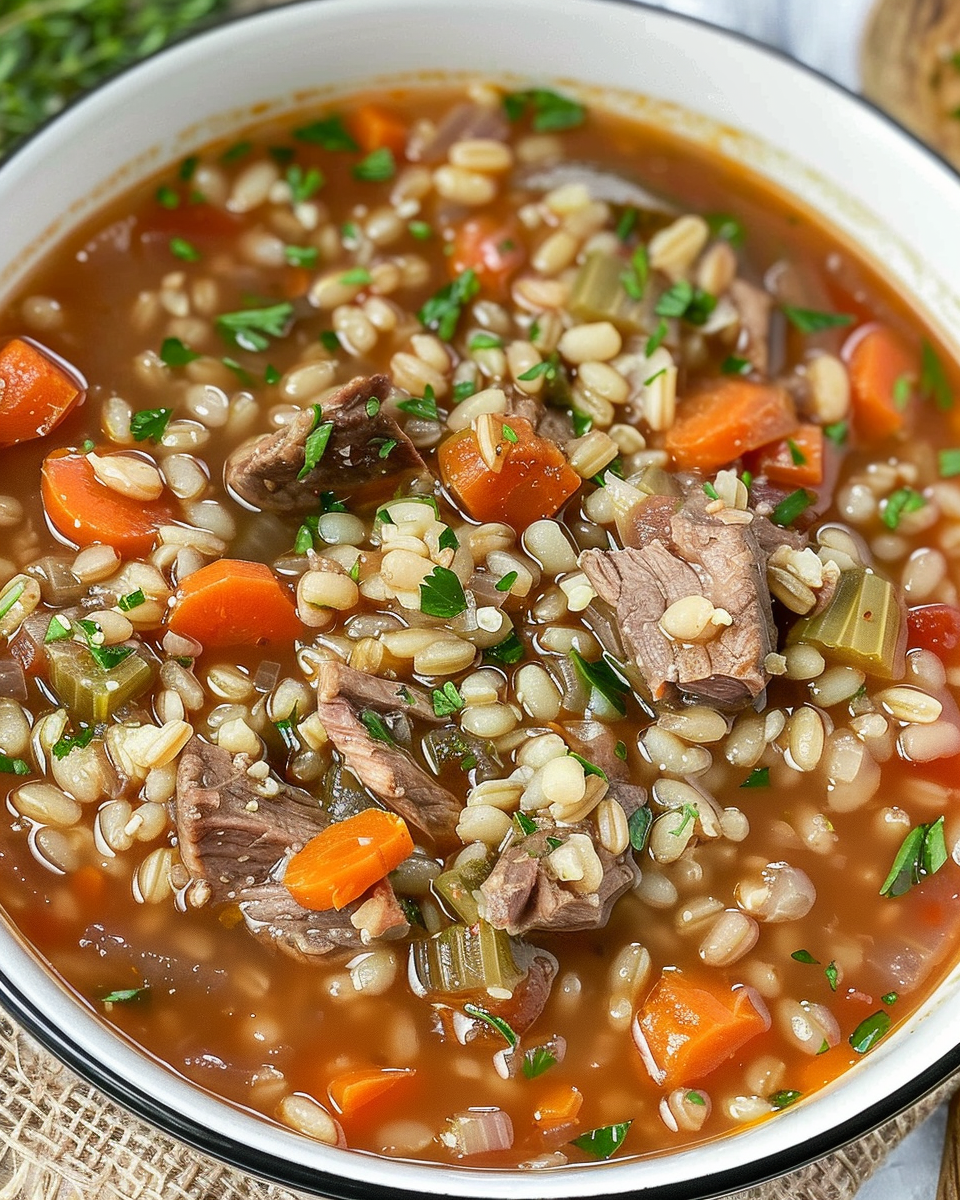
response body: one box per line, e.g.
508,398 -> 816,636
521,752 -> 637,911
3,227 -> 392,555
1,84 -> 959,1168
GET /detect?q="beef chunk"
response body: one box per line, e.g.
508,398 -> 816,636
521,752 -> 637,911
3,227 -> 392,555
730,278 -> 773,375
175,737 -> 365,961
514,162 -> 676,214
315,659 -> 441,724
563,720 -> 629,781
479,813 -> 639,937
581,492 -> 780,709
411,103 -> 509,163
316,695 -> 462,845
224,374 -> 424,514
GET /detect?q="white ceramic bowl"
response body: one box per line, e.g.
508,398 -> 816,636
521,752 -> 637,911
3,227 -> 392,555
2,1 -> 960,1196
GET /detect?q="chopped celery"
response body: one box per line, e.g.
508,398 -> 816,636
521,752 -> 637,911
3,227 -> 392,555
45,641 -> 156,724
790,568 -> 905,678
568,251 -> 647,333
410,921 -> 524,996
433,855 -> 493,924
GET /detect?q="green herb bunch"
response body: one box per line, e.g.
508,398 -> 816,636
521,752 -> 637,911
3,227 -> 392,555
0,0 -> 230,157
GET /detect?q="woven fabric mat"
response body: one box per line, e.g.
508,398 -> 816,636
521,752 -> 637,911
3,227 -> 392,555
0,1012 -> 952,1200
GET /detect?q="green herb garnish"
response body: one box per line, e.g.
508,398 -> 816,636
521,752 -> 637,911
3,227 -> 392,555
782,305 -> 854,334
118,589 -> 145,612
740,766 -> 770,788
169,237 -> 200,262
420,565 -> 467,619
569,649 -> 630,716
216,301 -> 294,353
484,631 -> 525,665
285,244 -> 319,268
616,207 -> 638,242
469,332 -> 503,351
570,1121 -> 632,1161
824,420 -> 848,446
880,816 -> 947,897
418,269 -> 480,342
645,318 -> 668,357
44,614 -> 72,643
340,266 -> 372,285
769,1090 -> 802,1111
52,725 -> 95,760
130,407 -> 172,443
513,810 -> 538,838
882,991 -> 899,1006
101,986 -> 148,1004
921,340 -> 953,411
298,407 -> 334,480
654,279 -> 716,325
620,245 -> 649,302
627,806 -> 652,853
462,1002 -> 519,1047
568,752 -> 607,781
159,337 -> 199,367
772,488 -> 813,527
824,961 -> 839,992
285,164 -> 324,203
408,219 -> 432,241
353,147 -> 396,182
849,1011 -> 891,1054
293,113 -> 359,151
792,949 -> 820,965
882,487 -> 926,531
431,681 -> 464,717
452,379 -> 477,403
939,448 -> 960,478
0,755 -> 29,776
503,88 -> 586,132
359,709 -> 395,746
522,1045 -> 558,1079
705,212 -> 745,248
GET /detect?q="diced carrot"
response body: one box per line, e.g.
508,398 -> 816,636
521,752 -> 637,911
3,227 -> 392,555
750,423 -> 824,488
0,338 -> 83,447
845,323 -> 918,442
438,416 -> 581,531
328,1067 -> 415,1116
141,201 -> 243,242
70,865 -> 106,913
664,378 -> 797,472
798,1048 -> 856,1095
448,215 -> 526,299
633,971 -> 770,1087
283,265 -> 311,299
284,809 -> 414,911
167,559 -> 303,647
350,104 -> 408,157
533,1084 -> 583,1127
41,448 -> 176,557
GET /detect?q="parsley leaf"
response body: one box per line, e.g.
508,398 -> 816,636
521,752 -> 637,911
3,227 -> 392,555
0,755 -> 29,776
418,269 -> 480,342
705,212 -> 745,247
740,766 -> 770,788
420,565 -> 467,619
721,354 -> 752,376
285,244 -> 319,268
432,682 -> 464,717
921,340 -> 953,411
792,949 -> 820,965
654,279 -> 716,325
882,487 -> 926,531
216,301 -> 294,352
130,407 -> 172,444
484,631 -> 525,665
353,147 -> 396,182
159,337 -> 199,367
293,114 -> 359,151
408,219 -> 432,241
285,164 -> 324,203
397,384 -> 439,423
772,488 -> 813,527
462,1002 -> 518,1047
782,305 -> 854,334
118,589 -> 145,612
570,1121 -> 632,1161
939,448 -> 960,478
569,649 -> 630,716
522,1045 -> 558,1079
849,1011 -> 891,1054
620,245 -> 649,302
297,406 -> 334,480
627,807 -> 652,852
495,571 -> 518,593
169,237 -> 200,262
645,318 -> 668,357
52,725 -> 95,760
880,816 -> 947,897
824,420 -> 848,446
503,88 -> 586,132
769,1090 -> 802,1111
101,986 -> 148,1004
359,710 -> 395,746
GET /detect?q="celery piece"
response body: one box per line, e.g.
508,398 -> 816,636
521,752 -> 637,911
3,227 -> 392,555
568,251 -> 647,333
791,568 -> 905,678
410,921 -> 524,996
45,641 -> 156,724
432,856 -> 493,925
635,465 -> 683,497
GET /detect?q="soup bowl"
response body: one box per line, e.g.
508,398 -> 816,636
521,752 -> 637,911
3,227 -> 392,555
2,0 -> 960,1196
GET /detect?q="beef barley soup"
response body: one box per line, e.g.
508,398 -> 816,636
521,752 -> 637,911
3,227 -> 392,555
1,82 -> 960,1170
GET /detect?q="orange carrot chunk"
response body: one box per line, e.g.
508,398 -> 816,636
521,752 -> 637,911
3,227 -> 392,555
167,559 -> 303,647
0,337 -> 83,447
351,103 -> 409,156
284,809 -> 414,911
438,416 -> 581,532
448,215 -> 526,299
750,422 -> 824,488
633,971 -> 770,1087
41,448 -> 175,557
533,1084 -> 584,1128
328,1067 -> 415,1116
846,323 -> 918,442
664,378 -> 797,473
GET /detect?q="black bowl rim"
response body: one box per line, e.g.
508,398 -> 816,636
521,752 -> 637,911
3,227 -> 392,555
2,0 -> 960,1195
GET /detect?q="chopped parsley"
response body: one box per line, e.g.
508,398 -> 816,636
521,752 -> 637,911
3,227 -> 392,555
221,356 -> 254,386
939,448 -> 960,478
155,184 -> 179,209
265,364 -> 282,385
654,279 -> 716,325
495,571 -> 518,593
571,408 -> 593,438
882,991 -> 899,1006
220,140 -> 251,163
620,245 -> 649,302
44,614 -> 72,644
645,318 -> 668,357
359,710 -> 395,746
721,354 -> 752,375
0,581 -> 25,622
101,986 -> 148,1004
484,631 -> 525,665
614,740 -> 628,761
365,397 -> 381,418
373,437 -> 397,460
921,340 -> 953,411
781,305 -> 854,334
616,206 -> 638,242
169,237 -> 200,262
705,212 -> 745,248
438,526 -> 459,553
340,266 -> 372,285
216,301 -> 294,353
644,367 -> 667,387
130,407 -> 172,444
353,147 -> 396,182
0,755 -> 29,776
703,482 -> 720,501
274,716 -> 300,752
179,156 -> 199,182
513,811 -> 538,837
769,1090 -> 802,1111
787,438 -> 807,466
892,373 -> 912,410
522,1045 -> 558,1079
118,589 -> 146,612
824,420 -> 848,446
431,682 -> 464,717
469,332 -> 503,351
319,330 -> 341,353
418,269 -> 480,342
670,802 -> 698,838
627,806 -> 652,853
159,337 -> 199,367
569,649 -> 630,717
293,114 -> 359,151
570,1121 -> 632,1161
297,407 -> 334,480
452,379 -> 478,403
849,1011 -> 891,1055
740,766 -> 770,788
285,244 -> 319,268
501,423 -> 519,444
685,1090 -> 706,1106
462,1002 -> 518,1047
419,565 -> 467,619
772,488 -> 813,527
879,816 -> 947,897
503,88 -> 586,132
286,164 -> 324,203
824,961 -> 839,992
408,220 -> 433,241
52,725 -> 95,760
517,359 -> 557,383
791,949 -> 820,965
882,487 -> 926,531
74,618 -> 134,671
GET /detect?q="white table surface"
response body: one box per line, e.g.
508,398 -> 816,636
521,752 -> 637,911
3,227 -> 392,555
639,2 -> 947,1195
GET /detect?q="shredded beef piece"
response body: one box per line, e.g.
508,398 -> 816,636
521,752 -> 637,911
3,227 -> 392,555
314,659 -> 441,724
514,162 -> 676,213
563,721 -> 629,780
224,374 -> 424,514
730,278 -> 773,375
479,811 -> 639,937
176,737 -> 372,962
411,103 -> 509,163
581,490 -> 790,709
316,695 -> 462,845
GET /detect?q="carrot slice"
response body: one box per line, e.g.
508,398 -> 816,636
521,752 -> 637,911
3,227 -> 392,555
448,215 -> 526,299
41,448 -> 175,557
438,416 -> 581,531
633,971 -> 770,1087
350,104 -> 408,156
750,423 -> 824,488
664,378 -> 797,472
167,559 -> 303,647
0,338 -> 83,447
284,809 -> 414,911
845,323 -> 918,442
328,1067 -> 415,1116
533,1084 -> 583,1127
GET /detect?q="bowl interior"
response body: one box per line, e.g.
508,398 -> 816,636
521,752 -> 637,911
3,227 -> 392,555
2,1 -> 960,1196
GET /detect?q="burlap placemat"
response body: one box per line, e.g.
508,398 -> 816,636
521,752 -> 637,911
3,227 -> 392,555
0,1011 -> 952,1200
